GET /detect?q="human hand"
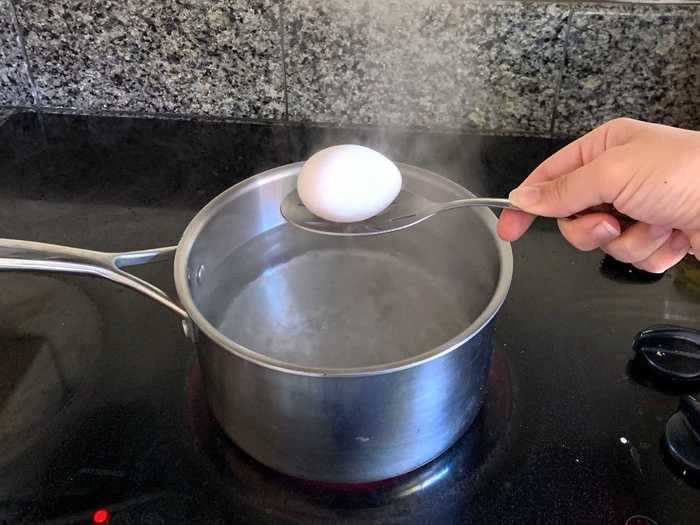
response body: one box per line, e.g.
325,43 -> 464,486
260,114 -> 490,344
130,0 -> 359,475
498,118 -> 700,273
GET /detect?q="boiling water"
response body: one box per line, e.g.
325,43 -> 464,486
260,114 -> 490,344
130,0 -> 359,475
200,223 -> 496,369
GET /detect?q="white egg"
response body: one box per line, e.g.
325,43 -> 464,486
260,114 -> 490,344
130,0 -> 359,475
297,145 -> 402,223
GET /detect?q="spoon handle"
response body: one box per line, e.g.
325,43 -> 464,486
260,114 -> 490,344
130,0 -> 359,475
435,197 -> 517,213
496,200 -> 632,226
427,197 -> 633,229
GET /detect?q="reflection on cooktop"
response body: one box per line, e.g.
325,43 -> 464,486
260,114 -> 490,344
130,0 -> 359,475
0,274 -> 102,477
184,350 -> 514,521
599,255 -> 664,284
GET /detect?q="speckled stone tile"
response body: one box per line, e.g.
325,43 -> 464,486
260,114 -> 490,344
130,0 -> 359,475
556,4 -> 700,135
15,0 -> 285,118
0,0 -> 32,105
284,0 -> 568,133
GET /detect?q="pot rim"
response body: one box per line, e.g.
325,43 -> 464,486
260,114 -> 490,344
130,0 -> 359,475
174,162 -> 513,378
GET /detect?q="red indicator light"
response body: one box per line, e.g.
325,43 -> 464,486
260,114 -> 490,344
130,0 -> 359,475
93,508 -> 110,524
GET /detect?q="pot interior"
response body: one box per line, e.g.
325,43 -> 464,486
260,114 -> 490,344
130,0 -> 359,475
179,163 -> 510,371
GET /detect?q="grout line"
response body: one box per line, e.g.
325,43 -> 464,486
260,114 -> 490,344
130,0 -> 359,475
549,6 -> 574,136
278,0 -> 290,121
0,104 -> 578,139
7,0 -> 40,108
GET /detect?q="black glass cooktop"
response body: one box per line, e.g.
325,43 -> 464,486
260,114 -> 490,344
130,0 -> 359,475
0,111 -> 698,524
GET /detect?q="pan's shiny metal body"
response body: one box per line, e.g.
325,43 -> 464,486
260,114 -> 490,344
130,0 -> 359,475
0,162 -> 512,482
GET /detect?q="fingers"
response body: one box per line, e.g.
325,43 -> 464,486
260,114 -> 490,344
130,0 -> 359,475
497,209 -> 536,242
498,148 -> 623,241
600,222 -> 672,263
634,231 -> 690,273
557,215 -> 689,272
509,147 -> 632,218
499,118 -> 644,240
687,231 -> 700,262
557,213 -> 621,251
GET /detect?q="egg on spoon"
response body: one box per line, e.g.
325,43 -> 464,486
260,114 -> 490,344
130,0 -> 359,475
297,145 -> 402,223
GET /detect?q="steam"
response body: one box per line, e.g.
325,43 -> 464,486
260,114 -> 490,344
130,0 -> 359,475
295,0 -> 499,195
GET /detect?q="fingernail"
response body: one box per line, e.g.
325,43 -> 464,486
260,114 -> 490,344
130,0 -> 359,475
508,186 -> 540,208
670,232 -> 690,251
649,224 -> 673,239
592,221 -> 620,242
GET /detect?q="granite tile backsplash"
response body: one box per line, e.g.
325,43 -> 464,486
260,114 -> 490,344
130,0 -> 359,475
0,0 -> 699,136
284,1 -> 567,133
14,0 -> 285,119
0,0 -> 32,105
557,3 -> 700,134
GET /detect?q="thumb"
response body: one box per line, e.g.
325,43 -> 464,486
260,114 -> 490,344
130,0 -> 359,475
508,151 -> 625,218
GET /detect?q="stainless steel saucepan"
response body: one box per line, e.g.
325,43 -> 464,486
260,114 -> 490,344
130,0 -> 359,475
0,162 -> 512,483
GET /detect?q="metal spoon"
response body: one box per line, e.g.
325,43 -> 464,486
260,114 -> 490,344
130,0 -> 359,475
280,189 -> 518,237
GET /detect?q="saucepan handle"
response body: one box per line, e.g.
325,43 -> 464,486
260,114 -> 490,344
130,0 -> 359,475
0,238 -> 190,324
